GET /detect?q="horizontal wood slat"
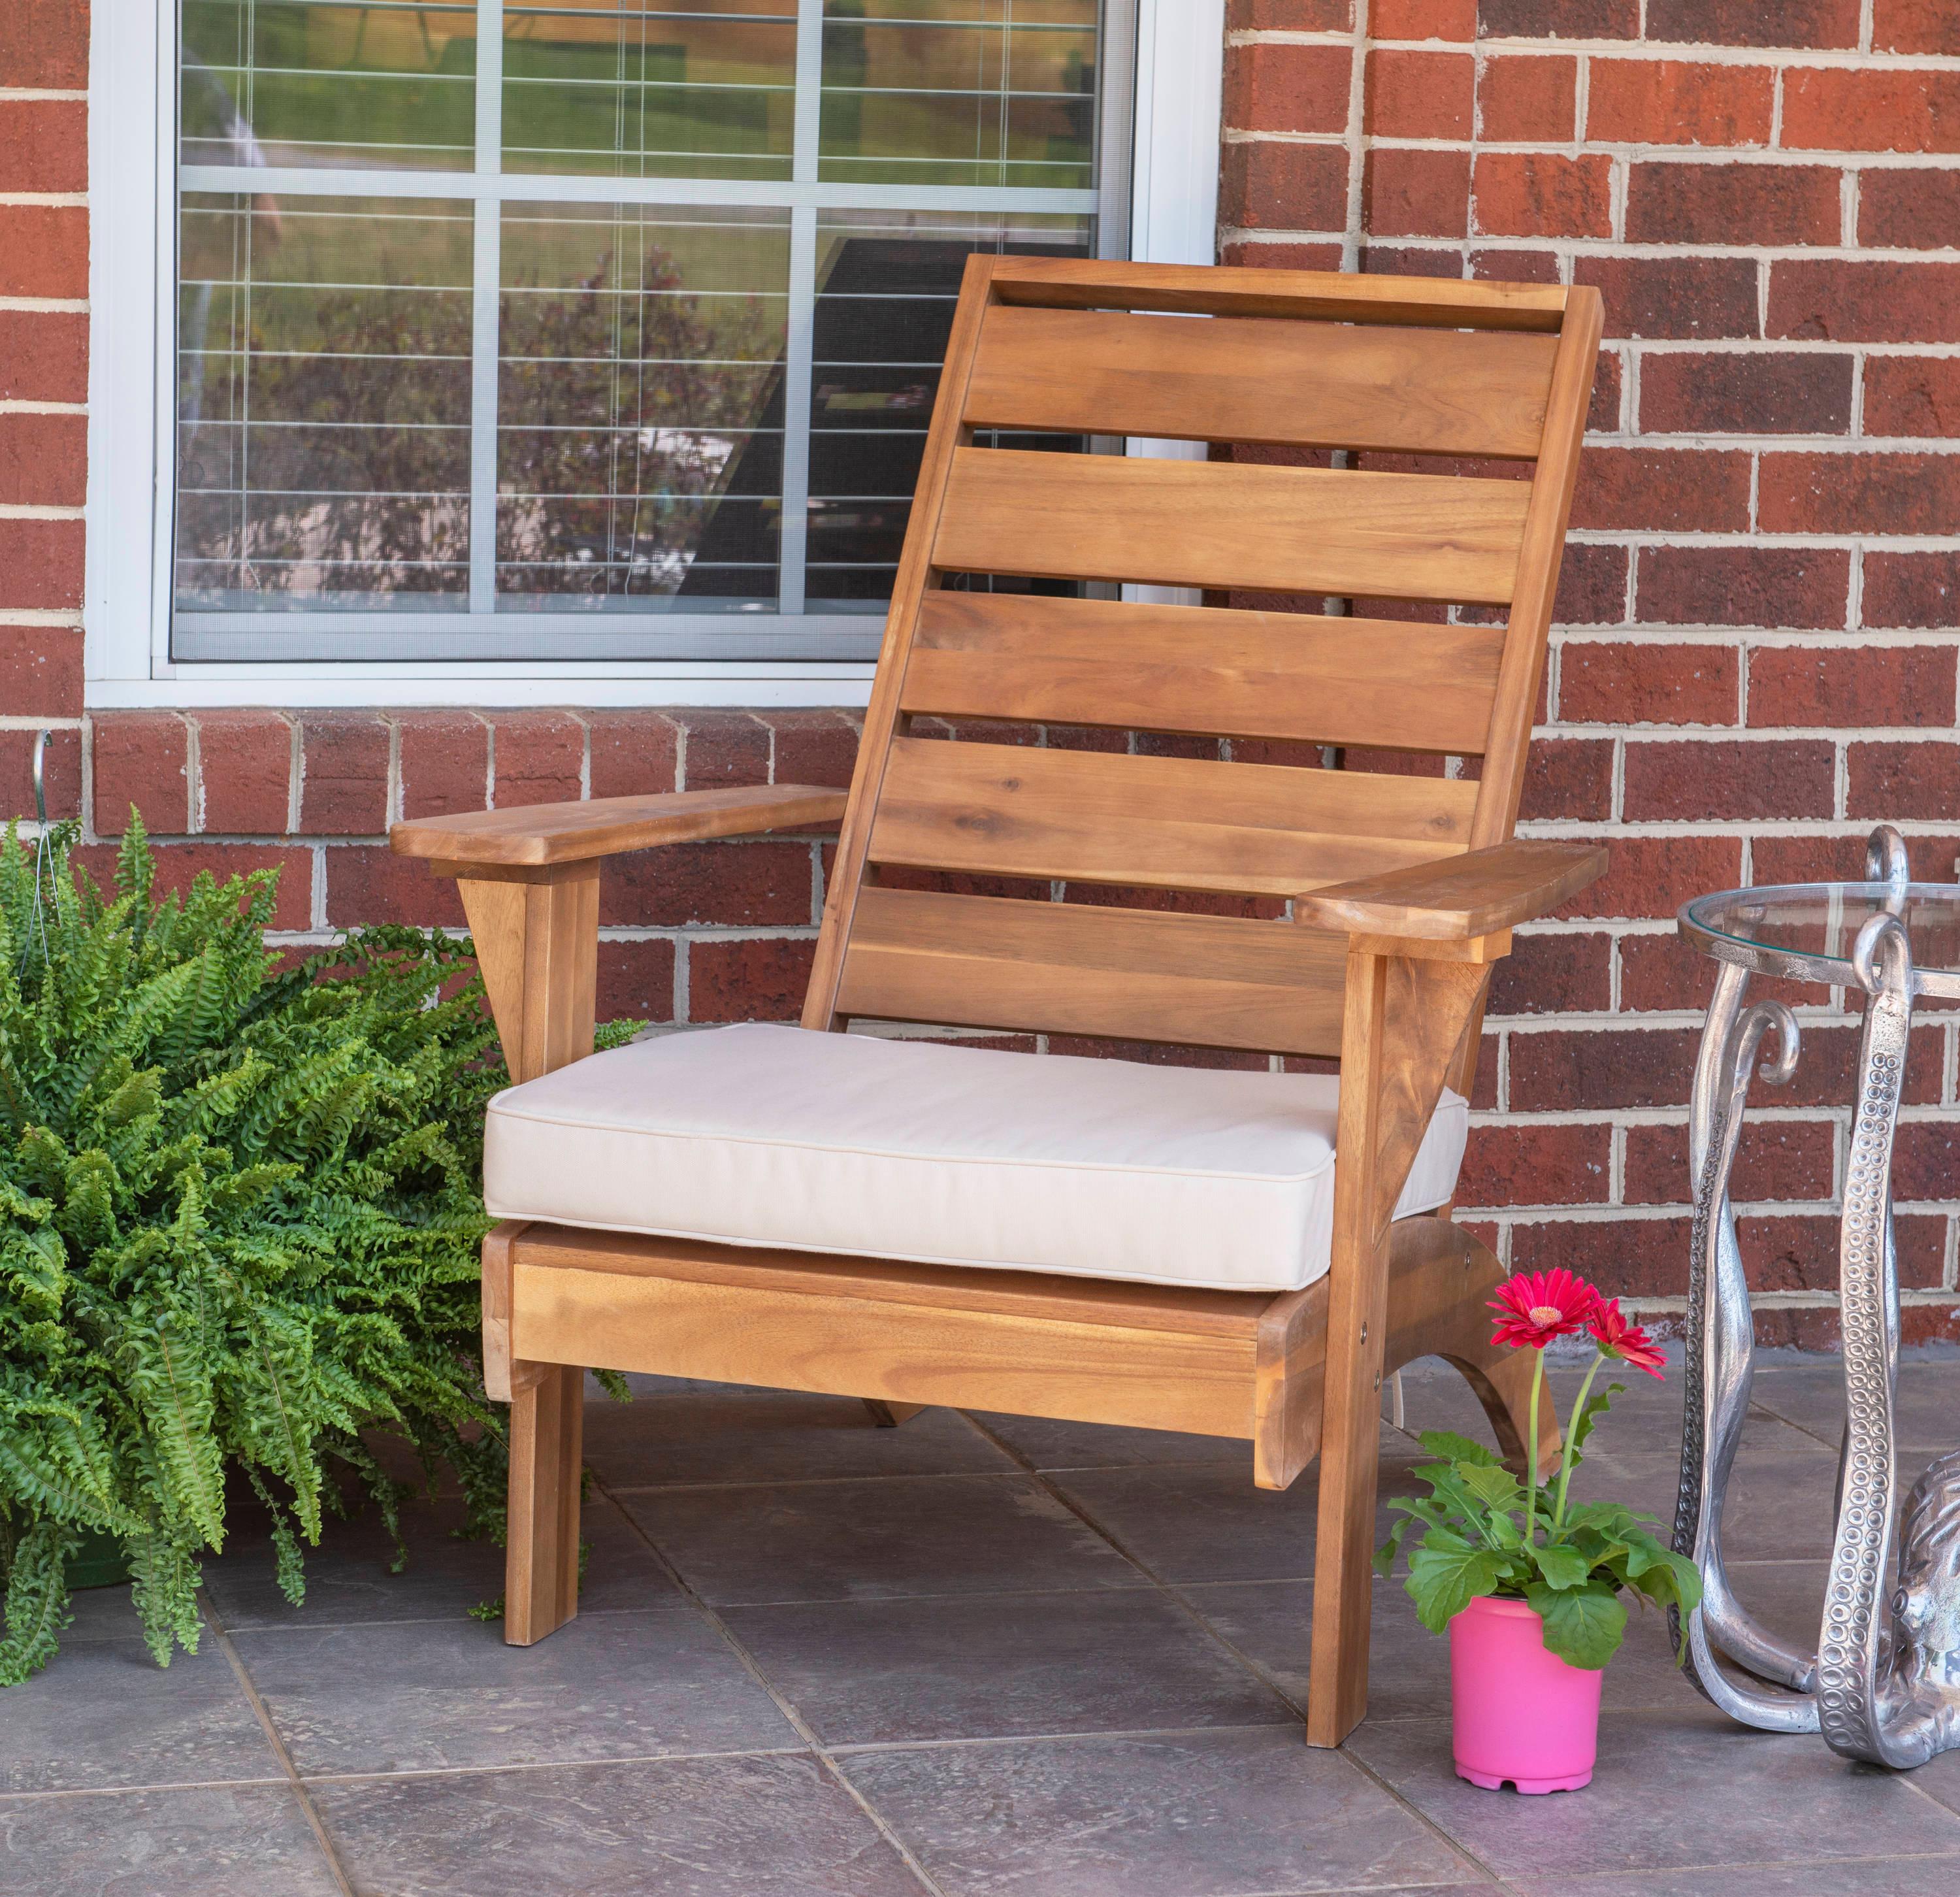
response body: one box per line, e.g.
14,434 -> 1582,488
932,450 -> 1532,604
869,738 -> 1477,898
964,307 -> 1558,459
903,592 -> 1506,757
834,886 -> 1350,1055
985,256 -> 1571,333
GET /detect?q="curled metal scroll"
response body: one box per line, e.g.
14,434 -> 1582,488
1674,829 -> 1960,1766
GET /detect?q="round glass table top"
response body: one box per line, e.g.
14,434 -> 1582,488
1679,882 -> 1960,995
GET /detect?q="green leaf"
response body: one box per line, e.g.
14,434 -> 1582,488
1406,1529 -> 1505,1635
1457,1462 -> 1524,1513
1533,1541 -> 1594,1591
1565,1380 -> 1625,1461
1414,1430 -> 1501,1468
1527,1580 -> 1627,1670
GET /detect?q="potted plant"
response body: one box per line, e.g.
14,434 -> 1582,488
1374,1268 -> 1701,1794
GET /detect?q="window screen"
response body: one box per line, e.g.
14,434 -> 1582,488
172,2 -> 1125,663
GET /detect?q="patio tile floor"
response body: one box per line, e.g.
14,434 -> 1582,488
9,1355 -> 1960,1896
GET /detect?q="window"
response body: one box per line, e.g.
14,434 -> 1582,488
169,1 -> 1130,665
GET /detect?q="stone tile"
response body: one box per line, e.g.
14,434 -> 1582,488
587,1377 -> 1013,1489
1513,1862 -> 1960,1897
1580,1440 -> 1838,1560
970,1412 -> 1259,1472
726,1588 -> 1291,1746
1183,1560 -> 1828,1724
232,1610 -> 798,1776
0,1638 -> 281,1794
0,1785 -> 344,1896
1348,1704 -> 1960,1880
840,1724 -> 1480,1897
622,1473 -> 1141,1606
204,1494 -> 683,1629
1394,1353 -> 1691,1459
1751,1355 -> 1960,1453
311,1753 -> 923,1897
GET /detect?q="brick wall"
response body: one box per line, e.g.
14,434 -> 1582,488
8,1 -> 1960,1344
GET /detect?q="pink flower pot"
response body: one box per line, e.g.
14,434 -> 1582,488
1448,1594 -> 1603,1794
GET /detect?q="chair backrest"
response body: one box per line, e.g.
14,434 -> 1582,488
802,257 -> 1603,1060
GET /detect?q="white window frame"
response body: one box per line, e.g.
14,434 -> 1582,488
86,1 -> 1224,710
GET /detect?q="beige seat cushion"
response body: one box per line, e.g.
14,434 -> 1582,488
483,1023 -> 1468,1294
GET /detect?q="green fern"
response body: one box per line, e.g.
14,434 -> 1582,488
0,816 -> 515,1681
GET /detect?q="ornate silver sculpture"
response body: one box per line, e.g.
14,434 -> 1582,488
1672,827 -> 1960,1767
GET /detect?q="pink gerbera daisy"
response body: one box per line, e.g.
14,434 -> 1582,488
1589,1298 -> 1667,1378
1489,1268 -> 1602,1352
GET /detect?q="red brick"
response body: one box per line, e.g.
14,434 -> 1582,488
0,727 -> 79,823
1782,69 -> 1960,154
323,845 -> 461,929
1865,356 -> 1960,437
1477,56 -> 1575,142
1220,140 -> 1350,232
1586,59 -> 1774,146
1645,0 -> 1859,46
1486,929 -> 1612,1016
396,712 -> 489,821
74,842 -> 313,934
763,710 -> 861,791
0,310 -> 86,404
1860,169 -> 1960,252
677,710 -> 770,788
1560,640 -> 1737,725
1356,242 -> 1465,276
1571,446 -> 1752,534
603,839 -> 813,929
1639,351 -> 1852,435
1588,348 -> 1624,431
1623,736 -> 1834,821
1750,830 -> 1940,886
1220,240 -> 1347,272
0,100 -> 85,195
1847,741 -> 1960,820
1365,50 -> 1473,138
1863,551 -> 1960,629
1473,153 -> 1611,239
193,713 -> 293,835
1363,148 -> 1471,239
1517,737 -> 1613,821
1626,163 -> 1840,247
587,710 -> 681,800
687,934 -> 817,1023
596,939 -> 678,1023
1771,260 -> 1960,344
1554,542 -> 1629,625
1765,1020 -> 1945,1108
1371,0 -> 1475,35
0,206 -> 85,299
1760,451 -> 1960,535
0,518 -> 82,610
1618,931 -> 1718,1012
489,710 -> 583,808
1458,1123 -> 1611,1210
92,712 -> 190,835
1226,43 -> 1354,137
1624,1117 -> 1835,1206
0,624 -> 80,718
0,412 -> 80,509
1471,245 -> 1561,284
1511,1217 -> 1692,1300
1510,1025 -> 1700,1111
1477,0 -> 1636,37
1563,833 -> 1742,921
1226,0 -> 1352,25
1739,1214 -> 1944,1293
1893,1123 -> 1960,1202
1575,256 -> 1759,340
1750,644 -> 1954,729
1876,0 -> 1960,54
1637,546 -> 1850,631
0,0 -> 88,88
298,714 -> 389,835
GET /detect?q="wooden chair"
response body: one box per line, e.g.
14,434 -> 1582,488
392,257 -> 1605,1749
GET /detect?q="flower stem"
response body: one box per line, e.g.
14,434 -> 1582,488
1525,1347 -> 1544,1546
1554,1349 -> 1605,1533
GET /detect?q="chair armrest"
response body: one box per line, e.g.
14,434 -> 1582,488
1294,839 -> 1608,942
390,784 -> 849,871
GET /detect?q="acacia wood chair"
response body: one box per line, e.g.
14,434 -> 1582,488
392,257 -> 1605,1749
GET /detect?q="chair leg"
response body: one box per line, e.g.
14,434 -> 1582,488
862,1399 -> 925,1427
505,1363 -> 582,1647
